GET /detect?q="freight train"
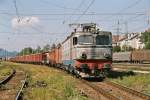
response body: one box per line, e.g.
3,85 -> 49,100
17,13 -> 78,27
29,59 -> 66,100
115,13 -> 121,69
113,50 -> 150,63
10,23 -> 112,78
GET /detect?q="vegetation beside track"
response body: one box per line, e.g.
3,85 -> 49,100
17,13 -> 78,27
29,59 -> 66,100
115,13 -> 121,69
0,64 -> 12,80
1,62 -> 87,100
108,71 -> 150,95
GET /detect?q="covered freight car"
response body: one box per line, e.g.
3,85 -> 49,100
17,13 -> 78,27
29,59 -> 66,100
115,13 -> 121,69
10,53 -> 45,64
131,50 -> 150,63
43,45 -> 62,67
113,52 -> 132,62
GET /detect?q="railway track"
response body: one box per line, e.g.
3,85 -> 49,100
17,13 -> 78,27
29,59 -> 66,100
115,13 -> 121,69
113,63 -> 150,67
15,74 -> 28,100
105,80 -> 150,100
0,69 -> 27,100
113,63 -> 150,70
49,65 -> 150,100
81,79 -> 150,100
113,67 -> 150,74
80,79 -> 119,100
0,69 -> 16,85
113,63 -> 150,73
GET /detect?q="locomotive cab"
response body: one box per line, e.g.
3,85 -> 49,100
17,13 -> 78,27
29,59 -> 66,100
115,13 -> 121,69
62,23 -> 112,78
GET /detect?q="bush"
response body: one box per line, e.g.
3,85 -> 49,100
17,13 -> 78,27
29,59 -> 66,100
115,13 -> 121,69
141,31 -> 150,49
113,46 -> 121,52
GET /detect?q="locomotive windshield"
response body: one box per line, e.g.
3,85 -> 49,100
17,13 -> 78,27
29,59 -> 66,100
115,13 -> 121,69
96,35 -> 110,45
78,35 -> 94,44
74,34 -> 111,45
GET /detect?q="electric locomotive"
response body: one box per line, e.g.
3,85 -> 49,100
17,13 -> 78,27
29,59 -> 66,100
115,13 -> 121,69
61,23 -> 112,78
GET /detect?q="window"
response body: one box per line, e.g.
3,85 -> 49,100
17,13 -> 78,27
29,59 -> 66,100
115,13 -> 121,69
96,35 -> 110,45
73,37 -> 77,45
78,35 -> 93,45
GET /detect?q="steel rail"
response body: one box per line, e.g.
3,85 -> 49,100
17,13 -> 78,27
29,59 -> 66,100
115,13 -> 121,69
0,69 -> 16,85
48,65 -> 120,99
15,74 -> 28,100
80,79 -> 120,100
113,63 -> 150,67
105,80 -> 150,100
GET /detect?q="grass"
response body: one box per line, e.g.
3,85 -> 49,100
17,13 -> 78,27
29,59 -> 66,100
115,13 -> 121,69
1,62 -> 87,100
109,71 -> 150,95
0,63 -> 12,79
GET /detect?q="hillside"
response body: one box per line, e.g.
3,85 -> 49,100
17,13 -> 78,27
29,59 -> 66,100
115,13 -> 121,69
0,48 -> 17,58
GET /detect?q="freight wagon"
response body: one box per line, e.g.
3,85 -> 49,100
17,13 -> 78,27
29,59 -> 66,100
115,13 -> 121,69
10,53 -> 44,64
131,50 -> 150,63
113,50 -> 150,63
113,52 -> 131,62
10,23 -> 113,78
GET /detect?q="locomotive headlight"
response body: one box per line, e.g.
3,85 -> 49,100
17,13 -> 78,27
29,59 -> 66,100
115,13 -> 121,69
81,50 -> 87,59
81,50 -> 87,55
104,53 -> 111,58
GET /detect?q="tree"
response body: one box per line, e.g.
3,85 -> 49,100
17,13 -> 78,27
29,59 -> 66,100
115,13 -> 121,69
18,47 -> 34,55
43,44 -> 50,52
35,46 -> 42,53
51,43 -> 56,49
121,45 -> 134,52
113,46 -> 121,52
141,31 -> 150,49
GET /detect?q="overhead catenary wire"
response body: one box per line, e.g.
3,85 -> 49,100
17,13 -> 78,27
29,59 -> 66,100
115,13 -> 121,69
103,0 -> 144,32
13,0 -> 21,22
0,12 -> 145,16
74,0 -> 95,22
65,0 -> 86,24
103,0 -> 143,21
129,24 -> 148,32
119,0 -> 143,13
41,0 -> 82,11
0,0 -> 149,51
108,14 -> 145,29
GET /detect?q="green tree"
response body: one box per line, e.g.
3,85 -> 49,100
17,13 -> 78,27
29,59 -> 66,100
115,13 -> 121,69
35,46 -> 42,53
51,43 -> 56,49
141,31 -> 150,49
18,47 -> 34,55
113,46 -> 121,52
43,44 -> 50,52
122,45 -> 134,52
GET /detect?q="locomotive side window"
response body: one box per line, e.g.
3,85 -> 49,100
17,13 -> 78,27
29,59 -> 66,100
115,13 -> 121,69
96,35 -> 110,45
73,37 -> 77,45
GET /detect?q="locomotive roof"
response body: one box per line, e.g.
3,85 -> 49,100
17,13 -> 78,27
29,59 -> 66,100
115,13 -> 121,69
62,31 -> 111,44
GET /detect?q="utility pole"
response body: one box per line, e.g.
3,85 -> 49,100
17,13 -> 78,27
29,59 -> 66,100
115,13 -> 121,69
116,20 -> 121,35
114,20 -> 121,46
4,48 -> 6,61
146,0 -> 150,25
125,21 -> 128,34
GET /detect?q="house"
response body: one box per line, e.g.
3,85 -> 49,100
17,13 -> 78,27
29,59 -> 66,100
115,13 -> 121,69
127,33 -> 143,49
147,27 -> 150,32
112,34 -> 128,48
112,35 -> 119,46
117,35 -> 128,49
112,32 -> 144,50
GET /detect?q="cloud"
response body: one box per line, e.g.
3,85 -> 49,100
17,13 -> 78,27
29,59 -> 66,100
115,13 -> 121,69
12,16 -> 40,30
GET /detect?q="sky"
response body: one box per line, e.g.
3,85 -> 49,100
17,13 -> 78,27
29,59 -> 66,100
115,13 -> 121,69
0,0 -> 150,51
